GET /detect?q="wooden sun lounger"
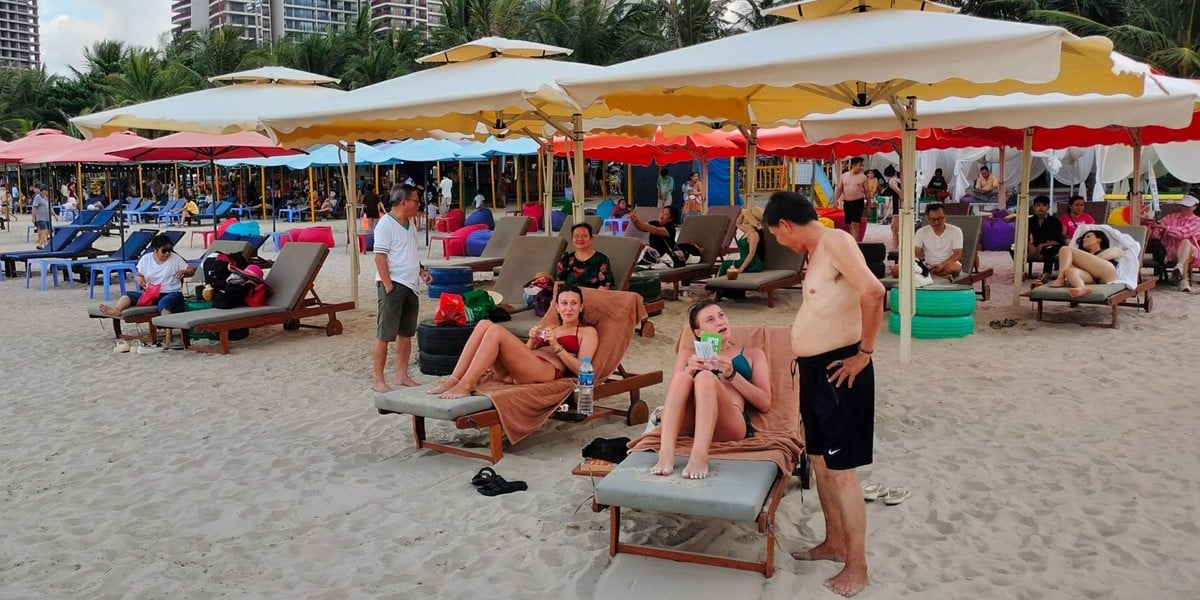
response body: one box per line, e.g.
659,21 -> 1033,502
1023,225 -> 1155,328
651,215 -> 730,299
148,242 -> 353,354
376,289 -> 662,463
86,240 -> 253,343
704,228 -> 806,307
441,216 -> 532,272
590,326 -> 805,577
881,215 -> 994,309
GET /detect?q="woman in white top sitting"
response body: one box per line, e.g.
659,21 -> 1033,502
98,235 -> 195,348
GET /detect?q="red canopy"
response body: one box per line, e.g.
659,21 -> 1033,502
734,126 -> 1001,158
20,131 -> 148,164
110,131 -> 298,162
552,129 -> 742,166
0,129 -> 83,164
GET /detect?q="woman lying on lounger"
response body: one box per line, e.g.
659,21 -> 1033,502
427,285 -> 597,399
1049,229 -> 1120,298
651,299 -> 772,480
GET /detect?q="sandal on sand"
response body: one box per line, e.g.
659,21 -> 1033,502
112,340 -> 130,353
477,476 -> 528,497
882,487 -> 912,505
470,467 -> 498,487
862,482 -> 885,501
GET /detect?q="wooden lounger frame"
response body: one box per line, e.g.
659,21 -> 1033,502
177,286 -> 355,354
378,364 -> 663,463
1024,279 -> 1155,329
710,272 -> 805,308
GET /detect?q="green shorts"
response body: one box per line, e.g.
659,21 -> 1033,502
377,281 -> 419,341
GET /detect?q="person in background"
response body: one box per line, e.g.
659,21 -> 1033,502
966,166 -> 999,203
1024,195 -> 1065,283
683,172 -> 704,216
656,168 -> 675,208
1059,195 -> 1095,240
834,157 -> 869,241
556,223 -> 615,289
1049,229 -> 1121,298
925,168 -> 950,201
629,205 -> 682,266
31,183 -> 51,249
908,203 -> 963,280
440,174 -> 453,212
1153,194 -> 1200,292
362,188 -> 381,231
718,207 -> 765,277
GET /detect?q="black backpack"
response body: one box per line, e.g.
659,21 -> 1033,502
202,251 -> 248,292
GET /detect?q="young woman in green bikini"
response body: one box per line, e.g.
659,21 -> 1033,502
651,299 -> 773,479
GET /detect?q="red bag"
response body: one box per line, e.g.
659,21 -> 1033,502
434,293 -> 467,326
136,284 -> 162,307
244,282 -> 272,306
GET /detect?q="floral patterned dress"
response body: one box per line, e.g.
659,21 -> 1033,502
555,251 -> 615,289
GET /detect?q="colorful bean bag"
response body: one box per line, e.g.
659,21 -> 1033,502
466,229 -> 493,257
436,209 -> 465,232
464,208 -> 495,230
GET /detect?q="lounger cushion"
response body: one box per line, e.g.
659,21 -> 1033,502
87,305 -> 158,319
375,384 -> 495,420
152,306 -> 285,329
880,277 -> 898,290
704,270 -> 800,291
1029,283 -> 1127,304
500,311 -> 539,338
595,451 -> 779,522
266,242 -> 327,309
654,263 -> 713,282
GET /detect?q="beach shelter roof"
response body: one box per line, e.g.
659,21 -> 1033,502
110,131 -> 298,162
457,136 -> 541,157
283,141 -> 391,169
0,129 -> 83,164
70,68 -> 345,139
552,129 -> 742,165
801,64 -> 1200,144
19,131 -> 147,164
418,36 -> 572,63
560,9 -> 1144,124
375,138 -> 471,162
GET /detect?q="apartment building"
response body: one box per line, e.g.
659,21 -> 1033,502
0,0 -> 39,70
369,0 -> 440,30
173,1 -> 375,42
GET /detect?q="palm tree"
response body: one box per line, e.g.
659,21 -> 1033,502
99,50 -> 194,107
1028,0 -> 1200,77
77,40 -> 128,79
433,0 -> 532,49
180,26 -> 257,82
345,44 -> 405,89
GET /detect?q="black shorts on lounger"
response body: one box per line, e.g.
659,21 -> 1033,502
794,342 -> 874,470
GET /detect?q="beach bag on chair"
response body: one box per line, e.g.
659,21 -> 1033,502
462,288 -> 496,323
435,293 -> 468,326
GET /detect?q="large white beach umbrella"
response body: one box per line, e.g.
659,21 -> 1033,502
559,0 -> 1145,361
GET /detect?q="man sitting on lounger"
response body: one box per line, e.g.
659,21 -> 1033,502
628,205 -> 683,267
893,203 -> 963,280
966,165 -> 999,203
1152,194 -> 1200,292
98,235 -> 195,351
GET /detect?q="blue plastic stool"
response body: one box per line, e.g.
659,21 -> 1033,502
89,262 -> 138,300
28,258 -> 75,291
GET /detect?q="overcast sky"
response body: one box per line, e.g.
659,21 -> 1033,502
41,0 -> 171,75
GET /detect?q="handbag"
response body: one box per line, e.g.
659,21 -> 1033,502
136,283 -> 162,307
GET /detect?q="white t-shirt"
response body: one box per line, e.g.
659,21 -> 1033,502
914,223 -> 963,265
373,214 -> 420,292
440,177 -> 452,198
474,194 -> 485,209
136,252 -> 189,294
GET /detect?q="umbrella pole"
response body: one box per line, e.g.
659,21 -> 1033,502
894,96 -> 918,364
1012,129 -> 1034,307
458,161 -> 464,209
701,158 -> 710,209
434,162 -> 440,212
308,167 -> 315,223
374,165 -> 379,195
490,158 -> 496,210
319,168 -> 328,223
1129,128 -> 1144,223
272,166 -> 278,233
138,164 -> 144,199
544,150 -> 554,235
211,159 -> 219,237
626,164 -> 632,203
174,163 -> 179,196
344,144 -> 360,306
571,114 -> 585,223
746,125 -> 758,207
260,166 -> 267,220
728,157 -> 735,205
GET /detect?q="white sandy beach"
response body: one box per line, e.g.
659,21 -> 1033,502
2,214 -> 1199,599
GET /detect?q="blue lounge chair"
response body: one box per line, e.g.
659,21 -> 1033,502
147,200 -> 183,224
123,199 -> 156,223
68,230 -> 158,277
12,231 -> 104,275
2,228 -> 80,276
55,209 -> 116,236
189,200 -> 234,227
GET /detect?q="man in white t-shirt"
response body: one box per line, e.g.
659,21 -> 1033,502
98,234 -> 194,349
912,203 -> 963,279
439,175 -> 453,212
373,184 -> 432,393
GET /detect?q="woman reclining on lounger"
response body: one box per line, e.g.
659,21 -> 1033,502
427,285 -> 597,399
1049,229 -> 1120,298
651,299 -> 772,480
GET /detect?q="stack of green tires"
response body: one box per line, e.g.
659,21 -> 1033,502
416,319 -> 477,375
629,272 -> 663,316
887,284 -> 976,339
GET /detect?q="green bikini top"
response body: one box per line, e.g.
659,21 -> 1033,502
731,348 -> 753,380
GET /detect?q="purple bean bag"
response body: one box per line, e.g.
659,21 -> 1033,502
466,229 -> 493,257
981,217 -> 1016,251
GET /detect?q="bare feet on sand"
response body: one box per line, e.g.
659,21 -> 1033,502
1068,287 -> 1090,298
790,541 -> 845,562
373,381 -> 392,393
98,304 -> 122,317
824,564 -> 869,597
393,376 -> 419,388
426,377 -> 459,395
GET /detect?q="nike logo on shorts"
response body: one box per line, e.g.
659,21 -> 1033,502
827,449 -> 841,456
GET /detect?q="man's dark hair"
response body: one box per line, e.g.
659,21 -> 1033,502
659,168 -> 669,177
849,157 -> 864,166
664,205 -> 680,223
979,165 -> 990,172
883,165 -> 896,178
571,222 -> 594,236
924,203 -> 945,216
1033,195 -> 1050,206
763,191 -> 819,226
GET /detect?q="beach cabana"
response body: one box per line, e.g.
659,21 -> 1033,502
558,0 -> 1146,361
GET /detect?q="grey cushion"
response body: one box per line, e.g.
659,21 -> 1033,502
1029,283 -> 1127,304
375,384 -> 494,420
592,236 -> 643,290
500,311 -> 540,338
152,306 -> 285,329
87,305 -> 158,319
879,277 -> 899,290
704,270 -> 799,291
492,236 -> 566,307
481,216 -> 531,258
595,451 -> 780,522
676,215 -> 729,265
265,242 -> 327,309
559,216 -> 603,240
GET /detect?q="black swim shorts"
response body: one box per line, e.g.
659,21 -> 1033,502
842,199 -> 866,224
794,342 -> 874,470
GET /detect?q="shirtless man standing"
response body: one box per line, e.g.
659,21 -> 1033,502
834,157 -> 869,241
763,191 -> 884,598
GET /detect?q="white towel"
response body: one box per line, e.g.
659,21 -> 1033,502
1069,224 -> 1141,290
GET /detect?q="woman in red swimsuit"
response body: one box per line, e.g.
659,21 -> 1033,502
427,286 -> 598,399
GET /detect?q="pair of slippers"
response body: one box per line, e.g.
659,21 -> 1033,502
862,482 -> 911,505
988,318 -> 1018,330
471,467 -> 528,497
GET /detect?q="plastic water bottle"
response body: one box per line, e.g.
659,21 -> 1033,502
576,357 -> 595,416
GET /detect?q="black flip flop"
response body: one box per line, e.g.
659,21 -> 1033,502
470,467 -> 498,487
477,477 -> 528,497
